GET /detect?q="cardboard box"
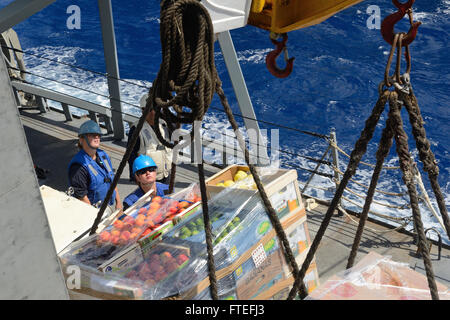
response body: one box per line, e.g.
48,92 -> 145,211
98,243 -> 144,274
256,261 -> 320,300
138,220 -> 173,249
179,207 -> 309,300
61,262 -> 145,300
206,165 -> 304,221
235,249 -> 286,299
172,201 -> 202,225
281,219 -> 313,277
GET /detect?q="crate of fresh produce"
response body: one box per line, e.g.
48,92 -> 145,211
206,165 -> 304,221
59,184 -> 202,273
58,175 -> 314,300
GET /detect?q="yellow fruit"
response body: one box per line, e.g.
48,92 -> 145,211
216,182 -> 225,187
233,170 -> 248,182
224,180 -> 235,187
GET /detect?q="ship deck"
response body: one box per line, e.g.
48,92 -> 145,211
19,107 -> 450,294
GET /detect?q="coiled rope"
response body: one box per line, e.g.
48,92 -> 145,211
144,0 -> 304,300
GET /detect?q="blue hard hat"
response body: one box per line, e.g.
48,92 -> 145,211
78,120 -> 102,137
132,155 -> 157,175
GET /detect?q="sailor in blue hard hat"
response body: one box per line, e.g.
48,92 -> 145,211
122,154 -> 169,211
68,120 -> 122,214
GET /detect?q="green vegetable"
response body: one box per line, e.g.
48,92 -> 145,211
258,221 -> 271,235
264,238 -> 276,252
196,218 -> 204,226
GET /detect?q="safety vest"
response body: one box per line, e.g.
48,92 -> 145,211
123,183 -> 169,209
135,121 -> 173,181
68,149 -> 116,206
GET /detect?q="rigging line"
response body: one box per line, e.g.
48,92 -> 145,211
298,181 -> 334,192
343,185 -> 411,210
0,44 -> 151,90
12,69 -> 406,188
337,204 -> 412,234
203,129 -> 332,166
341,195 -> 410,222
11,70 -> 332,169
282,163 -> 334,179
14,66 -> 333,170
334,166 -> 408,197
297,179 -> 412,227
3,44 -> 330,141
15,80 -> 139,119
208,105 -> 330,140
8,65 -> 143,111
10,67 -> 333,166
200,138 -> 334,178
329,140 -> 400,170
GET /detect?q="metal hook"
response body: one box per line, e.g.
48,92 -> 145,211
381,0 -> 422,47
265,33 -> 295,78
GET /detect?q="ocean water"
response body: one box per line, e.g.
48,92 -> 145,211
2,0 -> 448,244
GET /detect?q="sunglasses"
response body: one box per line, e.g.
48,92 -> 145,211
136,167 -> 156,176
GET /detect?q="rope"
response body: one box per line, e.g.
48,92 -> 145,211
301,145 -> 331,193
334,167 -> 407,197
341,195 -> 409,222
388,89 -> 439,300
402,92 -> 450,240
337,204 -> 412,234
197,162 -> 218,299
147,0 -> 219,299
292,89 -> 390,299
330,140 -> 400,170
207,105 -> 330,140
145,0 -> 304,300
347,99 -> 400,268
1,44 -> 151,90
216,82 -> 307,299
343,186 -> 410,210
149,0 -> 216,149
341,26 -> 440,298
7,65 -> 143,112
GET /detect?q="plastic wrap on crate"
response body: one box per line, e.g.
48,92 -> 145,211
158,172 -> 298,299
139,169 -> 290,299
306,251 -> 450,300
58,184 -> 202,296
59,169 -> 302,300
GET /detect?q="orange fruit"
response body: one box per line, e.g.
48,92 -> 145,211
113,220 -> 124,230
111,229 -> 120,237
149,202 -> 160,211
152,196 -> 162,204
178,201 -> 189,209
99,231 -> 111,242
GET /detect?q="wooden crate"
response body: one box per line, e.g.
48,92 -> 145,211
255,261 -> 320,300
206,165 -> 304,221
179,206 -> 307,300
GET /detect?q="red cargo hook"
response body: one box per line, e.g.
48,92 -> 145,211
381,0 -> 422,47
266,33 -> 295,78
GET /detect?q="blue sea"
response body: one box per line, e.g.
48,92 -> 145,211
2,0 -> 448,243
